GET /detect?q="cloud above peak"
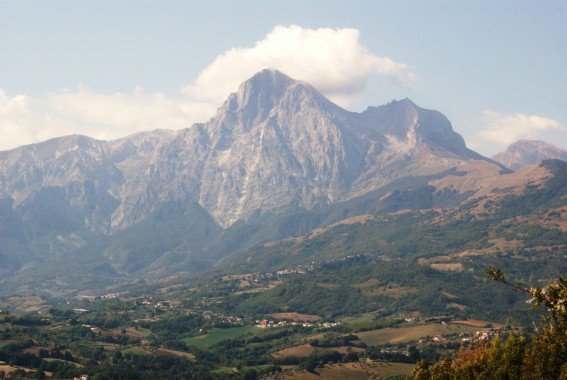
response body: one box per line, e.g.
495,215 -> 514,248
182,25 -> 415,107
0,25 -> 415,151
471,111 -> 566,154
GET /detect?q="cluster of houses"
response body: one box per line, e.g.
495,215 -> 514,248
417,326 -> 524,348
471,327 -> 520,341
229,266 -> 311,287
200,310 -> 243,324
78,292 -> 120,301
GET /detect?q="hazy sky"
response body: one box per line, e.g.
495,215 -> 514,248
1,0 -> 566,156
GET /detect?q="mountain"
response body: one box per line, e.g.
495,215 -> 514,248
115,159 -> 566,327
0,70 -> 513,295
492,140 -> 567,171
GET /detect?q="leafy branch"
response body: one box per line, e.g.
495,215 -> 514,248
486,267 -> 567,328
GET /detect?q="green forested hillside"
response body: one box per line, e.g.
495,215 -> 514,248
231,259 -> 535,323
213,160 -> 567,325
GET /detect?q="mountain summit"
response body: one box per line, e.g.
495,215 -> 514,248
360,98 -> 479,159
179,69 -> 495,225
0,70 -> 508,292
492,140 -> 567,171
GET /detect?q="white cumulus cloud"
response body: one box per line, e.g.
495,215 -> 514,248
182,25 -> 415,107
0,25 -> 413,151
44,87 -> 215,140
476,111 -> 565,149
0,90 -> 44,151
0,88 -> 216,151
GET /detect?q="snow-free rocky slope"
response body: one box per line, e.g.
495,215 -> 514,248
492,140 -> 567,171
0,70 -> 513,294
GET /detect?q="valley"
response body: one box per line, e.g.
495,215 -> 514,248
0,264 -> 517,379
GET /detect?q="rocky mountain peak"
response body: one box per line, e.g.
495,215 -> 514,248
360,98 -> 477,160
2,71 -> 504,231
492,140 -> 567,171
241,69 -> 297,94
0,70 -> 499,233
0,69 -> 517,291
195,70 -> 363,226
221,69 -> 300,125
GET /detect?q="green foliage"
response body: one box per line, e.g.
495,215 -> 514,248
233,259 -> 538,323
407,273 -> 567,379
310,333 -> 360,348
487,268 -> 567,331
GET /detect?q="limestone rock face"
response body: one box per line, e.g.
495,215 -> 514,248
0,70 -> 496,235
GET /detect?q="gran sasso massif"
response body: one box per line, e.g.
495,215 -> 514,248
0,69 -> 562,295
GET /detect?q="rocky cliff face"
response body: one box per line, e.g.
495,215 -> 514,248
195,70 -> 366,226
0,70 -> 514,291
0,70 -> 498,234
492,140 -> 567,171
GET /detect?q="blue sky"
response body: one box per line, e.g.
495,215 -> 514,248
0,0 -> 565,156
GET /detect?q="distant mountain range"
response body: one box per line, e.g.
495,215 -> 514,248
0,69 -> 566,295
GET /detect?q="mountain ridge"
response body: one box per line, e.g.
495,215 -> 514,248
0,70 -> 502,231
0,69 -> 556,294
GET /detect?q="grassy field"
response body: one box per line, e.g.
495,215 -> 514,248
183,326 -> 262,349
124,326 -> 152,337
0,365 -> 33,376
356,322 -> 486,345
264,361 -> 415,379
272,344 -> 316,358
151,347 -> 196,361
121,347 -> 151,356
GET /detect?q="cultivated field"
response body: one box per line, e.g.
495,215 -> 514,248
264,361 -> 415,379
452,319 -> 505,328
151,347 -> 196,360
272,344 -> 365,359
356,322 -> 487,345
272,344 -> 316,358
183,326 -> 262,349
